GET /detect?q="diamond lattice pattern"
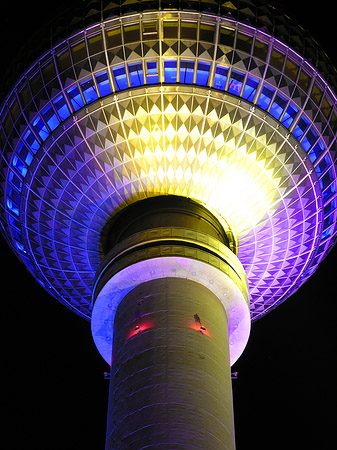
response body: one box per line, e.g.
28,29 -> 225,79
24,89 -> 319,319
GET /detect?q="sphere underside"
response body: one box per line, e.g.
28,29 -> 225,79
1,8 -> 336,321
20,87 -> 319,319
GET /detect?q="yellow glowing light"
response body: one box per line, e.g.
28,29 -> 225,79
132,129 -> 277,235
206,161 -> 276,233
107,91 -> 283,236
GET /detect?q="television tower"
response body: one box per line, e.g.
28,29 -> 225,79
1,1 -> 336,448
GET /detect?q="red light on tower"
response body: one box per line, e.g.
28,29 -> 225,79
186,314 -> 213,338
125,320 -> 154,341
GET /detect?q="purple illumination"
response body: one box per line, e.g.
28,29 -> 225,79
92,253 -> 250,366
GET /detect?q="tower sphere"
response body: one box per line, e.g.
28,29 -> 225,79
1,0 -> 336,324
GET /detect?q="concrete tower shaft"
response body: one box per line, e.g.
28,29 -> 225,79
107,278 -> 235,449
92,196 -> 249,449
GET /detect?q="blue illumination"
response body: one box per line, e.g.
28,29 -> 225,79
281,103 -> 298,129
7,184 -> 20,204
316,242 -> 327,256
112,65 -> 129,90
14,240 -> 26,253
128,63 -> 144,87
180,60 -> 194,83
321,178 -> 335,202
164,60 -> 177,83
11,227 -> 21,241
320,169 -> 334,187
312,254 -> 321,265
321,226 -> 333,240
23,129 -> 39,153
301,126 -> 318,152
12,155 -> 27,177
323,212 -> 334,229
269,93 -> 287,120
33,116 -> 49,141
293,115 -> 310,140
308,140 -> 325,164
6,198 -> 19,216
228,70 -> 244,95
53,95 -> 71,120
257,85 -> 275,110
213,65 -> 228,90
315,155 -> 331,178
80,77 -> 99,103
147,61 -> 158,74
8,170 -> 23,190
195,62 -> 211,86
17,142 -> 33,167
146,61 -> 159,84
8,214 -> 21,230
324,199 -> 336,215
42,104 -> 60,131
67,85 -> 85,111
95,71 -> 112,96
242,75 -> 259,101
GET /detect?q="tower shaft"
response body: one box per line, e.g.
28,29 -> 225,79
106,277 -> 235,450
93,196 -> 250,449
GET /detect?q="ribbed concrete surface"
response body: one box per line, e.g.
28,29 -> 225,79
105,277 -> 235,450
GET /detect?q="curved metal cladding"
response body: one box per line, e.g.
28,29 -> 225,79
0,0 -> 336,323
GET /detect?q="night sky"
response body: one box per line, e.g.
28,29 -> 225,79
2,2 -> 337,449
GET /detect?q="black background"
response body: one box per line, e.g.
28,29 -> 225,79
2,2 -> 337,449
